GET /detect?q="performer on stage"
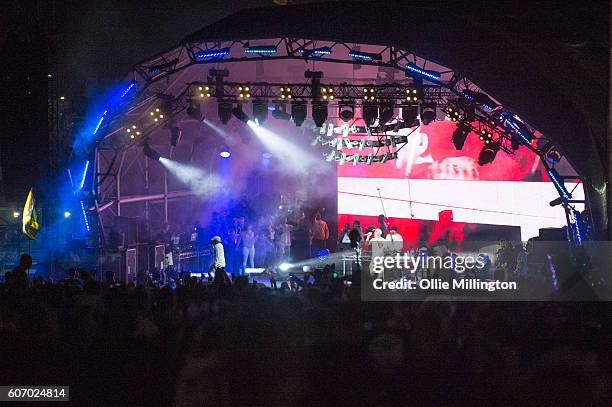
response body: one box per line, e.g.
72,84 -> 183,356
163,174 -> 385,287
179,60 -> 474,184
385,226 -> 404,254
365,228 -> 385,276
210,236 -> 231,285
241,224 -> 257,271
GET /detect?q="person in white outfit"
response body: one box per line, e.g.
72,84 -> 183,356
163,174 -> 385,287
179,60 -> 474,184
279,218 -> 294,260
365,228 -> 386,276
385,226 -> 404,254
242,225 -> 257,270
210,236 -> 230,285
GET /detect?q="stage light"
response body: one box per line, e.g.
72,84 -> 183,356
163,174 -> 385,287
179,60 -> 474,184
218,100 -> 233,124
316,249 -> 329,261
446,106 -> 462,122
244,45 -> 277,54
420,104 -> 437,125
64,211 -> 71,218
170,126 -> 182,147
348,49 -> 382,61
546,148 -> 562,164
150,107 -> 165,123
504,114 -> 534,145
219,145 -> 231,158
339,103 -> 355,122
451,124 -> 470,150
79,160 -> 89,190
477,143 -> 499,166
279,86 -> 292,100
379,104 -> 395,125
549,196 -> 564,207
291,102 -> 307,126
272,105 -> 291,120
143,142 -> 161,161
252,100 -> 268,124
405,63 -> 441,81
401,105 -> 418,127
321,87 -> 334,101
462,89 -> 497,110
194,47 -> 230,60
121,82 -> 136,98
312,102 -> 328,127
479,129 -> 493,144
12,211 -> 19,219
297,46 -> 332,56
362,104 -> 378,127
279,263 -> 292,271
197,85 -> 211,98
363,87 -> 376,101
405,88 -> 420,102
238,85 -> 251,100
546,167 -> 571,200
80,200 -> 90,232
232,106 -> 250,123
186,101 -> 203,121
125,124 -> 139,138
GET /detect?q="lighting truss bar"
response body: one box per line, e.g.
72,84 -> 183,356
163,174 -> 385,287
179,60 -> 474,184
92,113 -> 106,136
190,81 -> 444,102
195,47 -> 230,60
80,200 -> 90,232
503,113 -> 534,145
405,63 -> 441,81
244,45 -> 277,54
121,82 -> 136,98
79,160 -> 90,190
462,89 -> 496,110
297,46 -> 332,55
348,49 -> 382,61
148,58 -> 179,74
546,167 -> 572,200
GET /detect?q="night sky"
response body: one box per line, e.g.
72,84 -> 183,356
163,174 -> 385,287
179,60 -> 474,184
52,0 -> 328,105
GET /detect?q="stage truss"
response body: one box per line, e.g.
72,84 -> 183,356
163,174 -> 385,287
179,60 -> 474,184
91,37 -> 588,247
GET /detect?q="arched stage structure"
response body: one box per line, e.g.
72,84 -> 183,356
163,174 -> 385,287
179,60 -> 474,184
80,2 -> 607,282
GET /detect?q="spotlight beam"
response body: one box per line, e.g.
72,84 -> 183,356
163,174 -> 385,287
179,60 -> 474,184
246,121 -> 324,174
159,158 -> 221,197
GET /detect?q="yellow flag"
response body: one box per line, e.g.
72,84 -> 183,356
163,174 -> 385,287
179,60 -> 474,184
22,188 -> 39,240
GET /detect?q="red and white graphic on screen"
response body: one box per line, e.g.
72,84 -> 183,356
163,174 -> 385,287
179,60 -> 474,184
336,120 -> 584,244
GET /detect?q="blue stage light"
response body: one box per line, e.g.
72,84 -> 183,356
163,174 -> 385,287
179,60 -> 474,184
348,49 -> 382,61
195,48 -> 230,60
405,63 -> 441,81
79,160 -> 90,190
92,115 -> 104,136
64,211 -> 71,219
462,90 -> 497,111
279,263 -> 291,271
120,82 -> 136,98
546,167 -> 571,200
569,209 -> 583,244
316,249 -> 329,261
504,113 -> 534,145
80,200 -> 90,232
219,146 -> 231,158
244,45 -> 277,54
298,46 -> 332,55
